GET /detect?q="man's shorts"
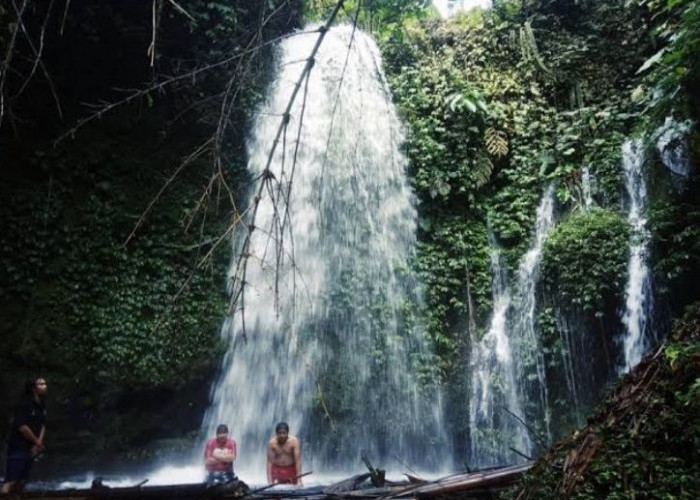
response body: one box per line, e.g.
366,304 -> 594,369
4,450 -> 34,483
270,464 -> 297,484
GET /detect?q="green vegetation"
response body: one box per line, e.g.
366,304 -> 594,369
0,0 -> 698,473
542,209 -> 629,316
0,0 -> 302,457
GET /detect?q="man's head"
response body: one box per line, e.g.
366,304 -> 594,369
275,422 -> 289,444
216,424 -> 229,445
25,377 -> 47,399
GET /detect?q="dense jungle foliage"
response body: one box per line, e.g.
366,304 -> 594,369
1,0 -> 698,483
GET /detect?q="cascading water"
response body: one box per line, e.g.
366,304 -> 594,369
468,230 -> 530,467
203,26 -> 446,480
619,139 -> 655,373
510,185 -> 555,443
581,165 -> 594,209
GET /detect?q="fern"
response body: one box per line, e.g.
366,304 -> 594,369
473,154 -> 494,189
485,127 -> 509,158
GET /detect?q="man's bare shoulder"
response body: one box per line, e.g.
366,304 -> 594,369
268,437 -> 278,447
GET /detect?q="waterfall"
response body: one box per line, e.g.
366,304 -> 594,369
511,185 -> 555,443
619,139 -> 655,373
203,26 -> 445,479
468,229 -> 531,467
581,165 -> 594,209
553,311 -> 583,425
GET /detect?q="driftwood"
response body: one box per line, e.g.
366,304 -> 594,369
18,463 -> 531,500
324,473 -> 372,494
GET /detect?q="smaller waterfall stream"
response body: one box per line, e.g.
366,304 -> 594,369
581,166 -> 594,209
619,139 -> 655,373
469,186 -> 555,466
469,230 -> 530,467
511,185 -> 555,443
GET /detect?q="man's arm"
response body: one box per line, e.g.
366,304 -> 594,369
18,425 -> 43,456
293,439 -> 302,485
266,442 -> 274,483
18,425 -> 41,446
204,442 -> 219,466
216,442 -> 236,463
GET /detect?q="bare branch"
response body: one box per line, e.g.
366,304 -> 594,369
10,0 -> 63,120
228,0 -> 347,340
123,137 -> 214,246
167,0 -> 195,23
12,0 -> 56,99
147,0 -> 158,67
60,0 -> 71,35
0,0 -> 29,130
53,29 -> 319,146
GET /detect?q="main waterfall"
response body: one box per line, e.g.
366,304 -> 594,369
203,26 -> 446,479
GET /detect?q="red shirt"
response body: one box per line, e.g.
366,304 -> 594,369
204,438 -> 236,472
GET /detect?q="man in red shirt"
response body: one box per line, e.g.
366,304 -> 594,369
203,424 -> 236,484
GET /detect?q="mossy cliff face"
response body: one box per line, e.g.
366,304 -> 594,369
0,0 -> 698,470
379,0 -> 699,444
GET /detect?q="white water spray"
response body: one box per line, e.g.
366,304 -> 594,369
581,165 -> 594,209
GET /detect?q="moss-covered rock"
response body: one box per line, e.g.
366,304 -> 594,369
542,208 -> 630,317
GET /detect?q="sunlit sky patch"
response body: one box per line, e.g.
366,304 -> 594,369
432,0 -> 492,18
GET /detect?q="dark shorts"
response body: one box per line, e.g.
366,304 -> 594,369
4,450 -> 34,483
206,470 -> 236,484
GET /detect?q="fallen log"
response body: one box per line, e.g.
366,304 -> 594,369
324,473 -> 373,494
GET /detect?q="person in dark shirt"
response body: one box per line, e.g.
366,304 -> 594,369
1,377 -> 47,494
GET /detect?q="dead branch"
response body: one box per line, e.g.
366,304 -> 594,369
10,0 -> 63,120
123,137 -> 214,247
52,28 -> 319,146
0,0 -> 29,130
167,0 -> 195,23
227,0 -> 346,342
147,0 -> 158,67
502,406 -> 550,450
59,0 -> 70,35
12,0 -> 55,100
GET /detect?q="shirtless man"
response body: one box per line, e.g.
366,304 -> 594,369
266,422 -> 302,485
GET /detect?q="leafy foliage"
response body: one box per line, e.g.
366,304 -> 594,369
542,209 -> 630,316
0,142 -> 230,388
